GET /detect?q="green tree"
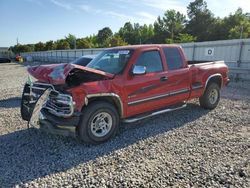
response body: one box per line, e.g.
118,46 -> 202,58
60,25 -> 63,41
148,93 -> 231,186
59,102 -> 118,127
222,8 -> 250,39
34,42 -> 45,51
97,27 -> 113,46
65,34 -> 77,49
118,22 -> 154,44
109,35 -> 127,47
163,10 -> 186,40
118,22 -> 136,44
153,10 -> 185,43
229,21 -> 250,39
139,24 -> 154,43
76,38 -> 92,49
153,16 -> 168,43
86,35 -> 98,48
176,33 -> 197,43
44,40 -> 54,51
186,0 -> 216,41
55,39 -> 70,50
10,44 -> 34,54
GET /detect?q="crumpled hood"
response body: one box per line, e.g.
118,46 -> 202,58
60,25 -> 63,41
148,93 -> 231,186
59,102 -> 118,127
27,63 -> 114,85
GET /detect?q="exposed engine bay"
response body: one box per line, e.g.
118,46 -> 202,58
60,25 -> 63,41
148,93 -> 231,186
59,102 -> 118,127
66,69 -> 111,87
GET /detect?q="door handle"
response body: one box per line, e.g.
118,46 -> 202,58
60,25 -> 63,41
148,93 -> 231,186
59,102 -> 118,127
160,76 -> 168,82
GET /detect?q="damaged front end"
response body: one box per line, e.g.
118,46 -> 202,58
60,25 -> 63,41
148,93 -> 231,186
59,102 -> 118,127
21,64 -> 114,136
21,81 -> 79,136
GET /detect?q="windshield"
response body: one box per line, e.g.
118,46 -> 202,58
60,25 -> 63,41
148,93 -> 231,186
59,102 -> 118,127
86,49 -> 133,74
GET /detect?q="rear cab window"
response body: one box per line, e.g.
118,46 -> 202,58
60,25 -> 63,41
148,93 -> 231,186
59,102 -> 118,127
163,47 -> 184,70
135,50 -> 163,73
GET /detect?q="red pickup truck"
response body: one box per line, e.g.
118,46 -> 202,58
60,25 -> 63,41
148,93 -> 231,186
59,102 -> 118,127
21,45 -> 229,144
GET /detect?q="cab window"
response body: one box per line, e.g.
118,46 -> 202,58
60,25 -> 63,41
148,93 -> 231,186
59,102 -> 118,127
163,47 -> 183,70
135,50 -> 163,73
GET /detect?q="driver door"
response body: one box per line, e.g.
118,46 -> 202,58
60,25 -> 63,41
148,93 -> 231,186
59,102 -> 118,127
124,49 -> 170,117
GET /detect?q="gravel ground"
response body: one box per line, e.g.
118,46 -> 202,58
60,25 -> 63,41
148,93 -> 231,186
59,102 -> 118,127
0,62 -> 249,187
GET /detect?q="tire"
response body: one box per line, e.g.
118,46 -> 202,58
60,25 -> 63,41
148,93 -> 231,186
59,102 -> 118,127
77,101 -> 120,144
199,83 -> 220,109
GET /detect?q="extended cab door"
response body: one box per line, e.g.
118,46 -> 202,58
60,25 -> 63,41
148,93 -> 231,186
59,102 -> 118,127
161,47 -> 190,105
124,47 -> 190,117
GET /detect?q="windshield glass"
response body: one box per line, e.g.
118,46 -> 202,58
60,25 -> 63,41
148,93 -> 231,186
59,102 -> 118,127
86,49 -> 133,74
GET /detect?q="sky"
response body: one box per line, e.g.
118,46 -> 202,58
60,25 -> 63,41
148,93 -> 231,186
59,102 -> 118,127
0,0 -> 250,47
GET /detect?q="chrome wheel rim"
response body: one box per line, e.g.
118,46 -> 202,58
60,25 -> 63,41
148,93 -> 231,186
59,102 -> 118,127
90,112 -> 112,137
208,89 -> 218,104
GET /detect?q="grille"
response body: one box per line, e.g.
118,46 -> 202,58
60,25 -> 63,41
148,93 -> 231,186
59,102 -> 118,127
27,82 -> 74,117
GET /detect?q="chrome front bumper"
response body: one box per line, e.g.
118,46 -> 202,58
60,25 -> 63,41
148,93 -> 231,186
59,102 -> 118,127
24,82 -> 74,118
28,88 -> 79,136
21,81 -> 79,136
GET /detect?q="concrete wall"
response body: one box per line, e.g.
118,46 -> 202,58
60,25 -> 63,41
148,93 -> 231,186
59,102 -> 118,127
21,39 -> 250,80
22,48 -> 104,63
180,39 -> 250,80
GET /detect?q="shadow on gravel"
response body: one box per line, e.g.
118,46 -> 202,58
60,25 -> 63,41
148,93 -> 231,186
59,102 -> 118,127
0,97 -> 21,108
0,103 -> 208,186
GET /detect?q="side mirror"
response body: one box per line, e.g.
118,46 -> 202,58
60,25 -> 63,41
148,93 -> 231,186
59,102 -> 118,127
132,65 -> 146,75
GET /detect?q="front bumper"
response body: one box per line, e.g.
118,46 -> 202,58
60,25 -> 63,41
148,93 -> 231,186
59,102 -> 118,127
39,110 -> 79,137
22,83 -> 80,137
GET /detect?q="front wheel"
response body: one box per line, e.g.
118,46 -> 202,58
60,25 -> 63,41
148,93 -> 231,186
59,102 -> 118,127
199,83 -> 220,109
77,101 -> 120,144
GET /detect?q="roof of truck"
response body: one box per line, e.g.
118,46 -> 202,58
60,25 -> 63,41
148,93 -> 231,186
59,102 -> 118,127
111,44 -> 181,50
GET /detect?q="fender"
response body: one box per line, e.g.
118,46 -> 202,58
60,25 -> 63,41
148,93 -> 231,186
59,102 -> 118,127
85,93 -> 124,118
204,73 -> 223,91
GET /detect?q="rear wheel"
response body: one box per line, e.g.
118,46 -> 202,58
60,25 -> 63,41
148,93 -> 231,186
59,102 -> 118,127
77,101 -> 119,144
199,83 -> 220,109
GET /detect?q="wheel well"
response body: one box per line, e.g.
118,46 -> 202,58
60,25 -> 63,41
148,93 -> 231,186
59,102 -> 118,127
86,96 -> 122,117
206,75 -> 222,89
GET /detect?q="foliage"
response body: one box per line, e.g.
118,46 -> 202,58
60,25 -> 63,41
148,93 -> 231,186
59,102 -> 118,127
97,27 -> 113,46
186,0 -> 216,41
10,44 -> 34,54
44,40 -> 55,51
108,35 -> 128,47
9,1 -> 250,54
163,10 -> 186,40
118,22 -> 155,44
65,34 -> 77,49
76,38 -> 92,49
226,8 -> 250,39
54,39 -> 70,50
118,22 -> 135,44
176,33 -> 197,43
34,42 -> 45,51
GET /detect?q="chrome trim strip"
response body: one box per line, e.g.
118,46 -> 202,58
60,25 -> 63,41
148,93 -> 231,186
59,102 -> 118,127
205,73 -> 223,89
29,86 -> 47,90
123,103 -> 187,123
191,85 -> 203,90
128,88 -> 189,106
86,93 -> 124,118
